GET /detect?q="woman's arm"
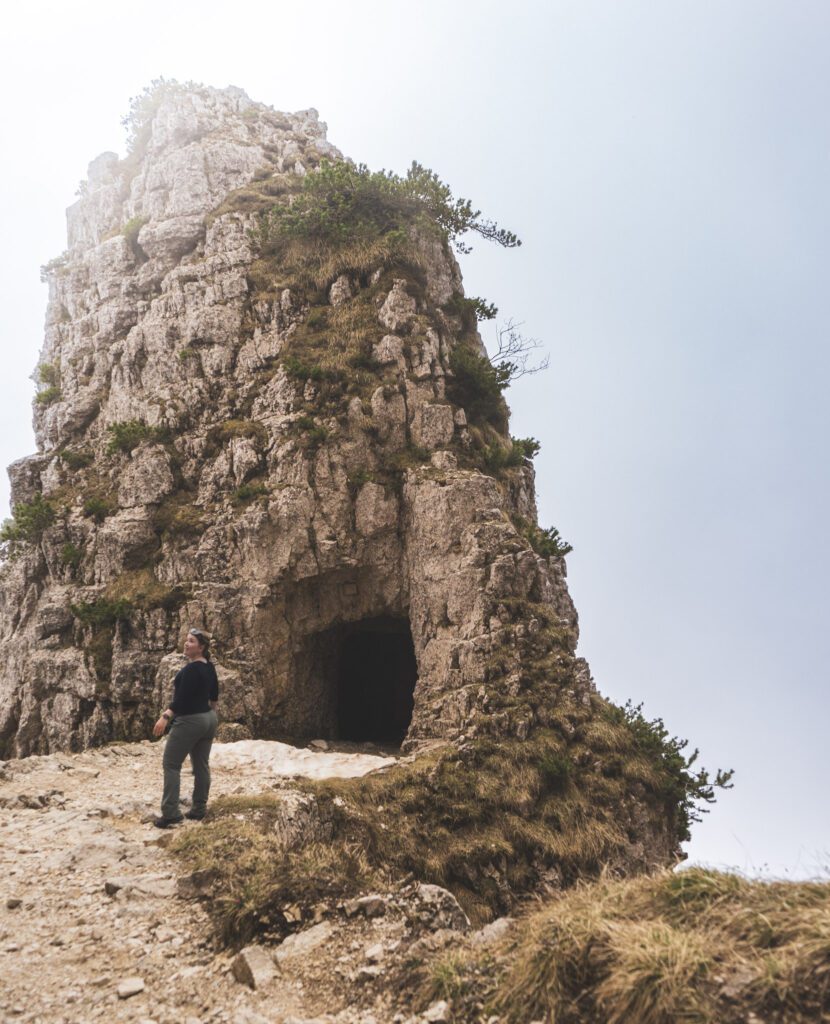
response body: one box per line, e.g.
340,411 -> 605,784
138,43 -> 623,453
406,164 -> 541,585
152,708 -> 175,738
209,664 -> 219,706
152,664 -> 185,739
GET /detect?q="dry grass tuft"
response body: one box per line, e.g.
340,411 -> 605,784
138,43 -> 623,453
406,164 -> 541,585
327,296 -> 384,353
479,868 -> 830,1024
427,953 -> 470,1003
278,234 -> 423,290
595,919 -> 710,1024
170,819 -> 376,948
103,567 -> 186,612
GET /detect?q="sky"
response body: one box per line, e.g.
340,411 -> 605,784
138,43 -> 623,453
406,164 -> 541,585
0,0 -> 827,877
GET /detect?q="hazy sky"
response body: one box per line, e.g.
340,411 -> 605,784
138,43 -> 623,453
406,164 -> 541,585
1,1 -> 827,876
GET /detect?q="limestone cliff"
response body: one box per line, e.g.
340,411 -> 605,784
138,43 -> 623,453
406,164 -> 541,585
0,84 -> 693,892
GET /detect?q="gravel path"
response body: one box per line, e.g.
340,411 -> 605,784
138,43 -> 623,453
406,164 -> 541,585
0,740 -> 401,1024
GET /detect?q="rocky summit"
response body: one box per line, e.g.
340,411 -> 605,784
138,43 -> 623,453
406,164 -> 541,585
0,82 -> 710,928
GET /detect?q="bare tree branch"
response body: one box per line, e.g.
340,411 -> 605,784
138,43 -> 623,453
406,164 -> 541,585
487,319 -> 549,383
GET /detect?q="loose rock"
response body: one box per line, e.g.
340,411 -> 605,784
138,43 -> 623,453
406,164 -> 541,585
117,976 -> 145,999
231,945 -> 278,990
274,921 -> 334,963
422,1001 -> 451,1023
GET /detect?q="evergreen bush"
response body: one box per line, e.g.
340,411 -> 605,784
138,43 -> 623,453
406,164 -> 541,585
484,436 -> 541,472
58,448 -> 93,470
447,346 -> 510,430
38,363 -> 60,387
607,700 -> 734,841
35,386 -> 61,406
82,495 -> 114,523
106,420 -> 167,455
0,493 -> 56,544
69,598 -> 133,628
60,543 -> 84,569
256,159 -> 521,258
531,526 -> 573,558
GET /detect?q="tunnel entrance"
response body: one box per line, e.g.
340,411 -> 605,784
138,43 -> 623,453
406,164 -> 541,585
336,617 -> 417,745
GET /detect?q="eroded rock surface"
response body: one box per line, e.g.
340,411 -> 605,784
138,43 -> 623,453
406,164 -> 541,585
0,83 -> 580,760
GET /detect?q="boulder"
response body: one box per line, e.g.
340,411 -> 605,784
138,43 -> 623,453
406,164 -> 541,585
404,884 -> 470,933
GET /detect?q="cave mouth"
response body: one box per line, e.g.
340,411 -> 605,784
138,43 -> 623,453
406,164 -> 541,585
336,616 -> 417,746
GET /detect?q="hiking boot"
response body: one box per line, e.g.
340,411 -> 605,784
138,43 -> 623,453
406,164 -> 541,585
185,810 -> 205,821
153,815 -> 184,829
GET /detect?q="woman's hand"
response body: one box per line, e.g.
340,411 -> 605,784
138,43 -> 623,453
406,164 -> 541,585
152,716 -> 169,738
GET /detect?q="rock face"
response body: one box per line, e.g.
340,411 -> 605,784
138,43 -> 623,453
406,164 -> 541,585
0,84 -> 583,772
0,83 -> 586,761
0,81 -> 693,919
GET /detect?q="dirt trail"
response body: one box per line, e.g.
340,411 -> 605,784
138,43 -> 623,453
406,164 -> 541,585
0,740 -> 408,1024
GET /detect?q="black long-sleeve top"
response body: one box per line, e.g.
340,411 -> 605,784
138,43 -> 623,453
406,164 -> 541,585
169,660 -> 219,716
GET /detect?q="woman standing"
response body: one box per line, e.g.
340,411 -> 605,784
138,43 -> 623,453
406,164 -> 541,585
152,628 -> 219,828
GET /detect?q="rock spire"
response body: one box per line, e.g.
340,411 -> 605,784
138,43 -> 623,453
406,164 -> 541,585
0,84 -> 690,886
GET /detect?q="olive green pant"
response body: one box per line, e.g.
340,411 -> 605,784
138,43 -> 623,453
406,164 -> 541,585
161,710 -> 218,819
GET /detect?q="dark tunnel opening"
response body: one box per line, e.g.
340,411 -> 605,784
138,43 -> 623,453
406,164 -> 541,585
336,617 -> 417,746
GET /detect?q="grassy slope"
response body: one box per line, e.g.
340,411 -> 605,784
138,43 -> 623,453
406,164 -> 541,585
422,867 -> 830,1024
170,631 -> 691,948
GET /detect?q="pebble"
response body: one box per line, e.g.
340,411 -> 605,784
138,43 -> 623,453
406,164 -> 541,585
356,965 -> 383,982
275,921 -> 333,963
117,976 -> 146,999
344,894 -> 388,918
6,897 -> 22,909
422,1001 -> 450,1023
469,916 -> 513,946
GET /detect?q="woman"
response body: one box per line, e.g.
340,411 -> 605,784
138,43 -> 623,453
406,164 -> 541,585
152,628 -> 219,828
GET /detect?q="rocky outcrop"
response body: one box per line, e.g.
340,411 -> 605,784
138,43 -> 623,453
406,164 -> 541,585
0,84 -> 687,892
0,83 -> 578,757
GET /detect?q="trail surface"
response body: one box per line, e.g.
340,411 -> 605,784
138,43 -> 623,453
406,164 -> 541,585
0,740 -> 407,1024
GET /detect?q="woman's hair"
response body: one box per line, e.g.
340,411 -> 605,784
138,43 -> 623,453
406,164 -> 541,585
188,628 -> 211,661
